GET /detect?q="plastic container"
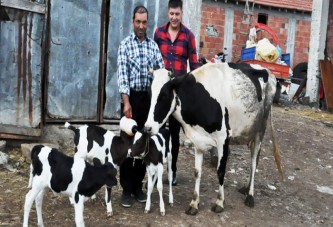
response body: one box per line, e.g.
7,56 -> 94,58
281,53 -> 290,66
241,47 -> 256,61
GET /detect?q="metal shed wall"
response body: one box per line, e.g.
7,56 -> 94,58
46,0 -> 102,120
0,3 -> 44,130
104,0 -> 168,119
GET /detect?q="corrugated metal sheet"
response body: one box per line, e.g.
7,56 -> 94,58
47,0 -> 102,120
0,3 -> 45,129
104,0 -> 168,119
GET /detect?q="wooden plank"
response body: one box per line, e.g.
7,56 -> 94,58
1,0 -> 45,14
320,60 -> 333,112
0,124 -> 41,137
292,74 -> 307,102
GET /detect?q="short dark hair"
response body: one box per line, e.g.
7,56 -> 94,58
168,0 -> 183,9
132,5 -> 148,20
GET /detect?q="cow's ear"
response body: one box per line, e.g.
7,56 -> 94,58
168,68 -> 175,78
153,65 -> 160,70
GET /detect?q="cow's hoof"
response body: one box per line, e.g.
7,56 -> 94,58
245,195 -> 254,207
185,206 -> 198,215
238,186 -> 248,195
107,211 -> 113,217
169,203 -> 173,207
160,211 -> 165,216
211,204 -> 224,213
144,209 -> 149,214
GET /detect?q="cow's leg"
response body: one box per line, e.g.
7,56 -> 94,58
105,186 -> 113,216
74,196 -> 85,227
212,137 -> 230,213
144,167 -> 154,214
157,164 -> 165,216
185,149 -> 203,215
239,133 -> 261,207
167,153 -> 174,206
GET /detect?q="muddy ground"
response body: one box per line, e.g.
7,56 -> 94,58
1,100 -> 333,226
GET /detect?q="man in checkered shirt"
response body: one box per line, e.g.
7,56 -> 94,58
117,5 -> 164,208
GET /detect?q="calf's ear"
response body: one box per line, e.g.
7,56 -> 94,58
107,168 -> 118,187
93,158 -> 102,167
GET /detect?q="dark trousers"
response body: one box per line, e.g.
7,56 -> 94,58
120,90 -> 150,195
169,115 -> 181,174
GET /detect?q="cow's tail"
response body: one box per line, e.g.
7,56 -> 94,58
64,122 -> 77,132
270,108 -> 284,181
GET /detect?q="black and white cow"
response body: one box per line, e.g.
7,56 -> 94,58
64,117 -> 136,216
127,127 -> 173,216
23,145 -> 117,227
144,62 -> 284,215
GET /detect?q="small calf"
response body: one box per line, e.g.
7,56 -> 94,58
64,117 -> 137,216
23,145 -> 117,227
128,127 -> 173,216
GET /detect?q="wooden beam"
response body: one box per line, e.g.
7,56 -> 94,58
1,0 -> 45,14
0,124 -> 41,137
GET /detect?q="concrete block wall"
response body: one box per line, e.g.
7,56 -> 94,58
199,1 -> 311,68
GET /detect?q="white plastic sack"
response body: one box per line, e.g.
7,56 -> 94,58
256,38 -> 279,63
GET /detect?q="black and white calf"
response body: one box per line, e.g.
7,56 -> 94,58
64,117 -> 136,216
127,127 -> 173,216
23,145 -> 117,227
144,62 -> 284,215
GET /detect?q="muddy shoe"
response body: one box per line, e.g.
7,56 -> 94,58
134,190 -> 147,203
121,194 -> 134,208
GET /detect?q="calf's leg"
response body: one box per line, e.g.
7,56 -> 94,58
156,164 -> 165,216
23,186 -> 44,227
144,167 -> 154,213
105,186 -> 113,216
167,153 -> 174,206
73,196 -> 85,227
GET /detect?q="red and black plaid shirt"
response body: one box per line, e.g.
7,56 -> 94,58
154,23 -> 199,76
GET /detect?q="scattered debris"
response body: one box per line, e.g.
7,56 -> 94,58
267,184 -> 277,191
316,185 -> 333,195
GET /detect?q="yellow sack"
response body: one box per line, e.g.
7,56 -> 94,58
256,38 -> 279,63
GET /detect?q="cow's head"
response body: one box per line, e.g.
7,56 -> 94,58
144,68 -> 178,135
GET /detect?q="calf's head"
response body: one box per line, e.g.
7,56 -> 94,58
128,131 -> 149,158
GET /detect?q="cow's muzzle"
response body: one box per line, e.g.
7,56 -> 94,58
143,126 -> 152,134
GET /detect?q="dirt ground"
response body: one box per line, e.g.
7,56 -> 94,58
1,100 -> 333,227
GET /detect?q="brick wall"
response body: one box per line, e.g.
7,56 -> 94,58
199,2 -> 311,68
199,5 -> 225,60
294,20 -> 311,66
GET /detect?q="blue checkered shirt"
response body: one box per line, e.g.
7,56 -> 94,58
117,33 -> 164,95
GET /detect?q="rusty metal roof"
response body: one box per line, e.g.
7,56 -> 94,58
240,0 -> 313,12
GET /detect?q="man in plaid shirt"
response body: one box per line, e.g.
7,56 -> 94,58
154,0 -> 199,186
117,5 -> 164,208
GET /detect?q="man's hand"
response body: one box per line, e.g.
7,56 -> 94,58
122,94 -> 132,118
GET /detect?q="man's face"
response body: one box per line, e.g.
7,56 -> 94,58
133,12 -> 148,41
168,7 -> 182,29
